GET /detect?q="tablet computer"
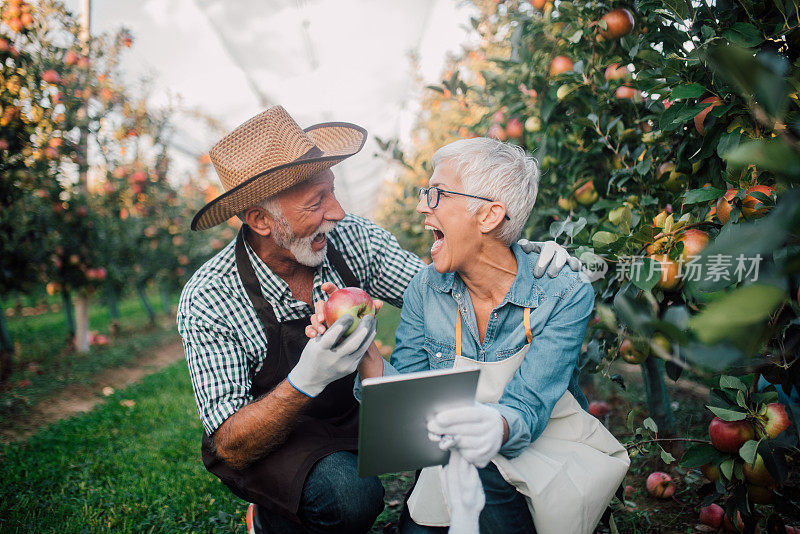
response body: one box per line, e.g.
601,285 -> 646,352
357,366 -> 480,477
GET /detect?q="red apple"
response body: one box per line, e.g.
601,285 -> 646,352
646,471 -> 675,498
604,63 -> 629,81
550,55 -> 573,76
677,229 -> 709,262
741,184 -> 774,219
716,188 -> 738,224
723,510 -> 744,533
759,402 -> 791,439
487,124 -> 507,141
650,254 -> 681,291
505,117 -> 523,139
64,50 -> 79,65
588,401 -> 610,418
699,503 -> 724,528
708,417 -> 755,453
624,484 -> 634,498
574,180 -> 598,205
694,96 -> 722,135
615,85 -> 639,100
599,9 -> 635,40
619,338 -> 648,364
41,69 -> 60,84
323,287 -> 376,335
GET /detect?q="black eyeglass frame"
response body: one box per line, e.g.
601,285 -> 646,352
418,186 -> 511,221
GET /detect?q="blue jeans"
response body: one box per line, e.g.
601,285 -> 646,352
397,463 -> 536,533
257,451 -> 385,533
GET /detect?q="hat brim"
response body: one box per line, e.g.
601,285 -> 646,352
191,122 -> 367,231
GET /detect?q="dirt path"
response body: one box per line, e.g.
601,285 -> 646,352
0,337 -> 185,444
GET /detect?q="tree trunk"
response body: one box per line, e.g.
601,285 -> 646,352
62,289 -> 75,344
74,293 -> 90,353
136,282 -> 156,325
158,282 -> 171,315
106,284 -> 120,336
641,357 -> 677,436
0,300 -> 14,383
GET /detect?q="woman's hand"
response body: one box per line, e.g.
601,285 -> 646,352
304,282 -> 384,338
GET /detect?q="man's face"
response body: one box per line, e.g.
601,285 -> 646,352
271,169 -> 345,266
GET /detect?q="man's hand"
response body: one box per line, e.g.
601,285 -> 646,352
518,239 -> 582,278
288,314 -> 376,397
427,403 -> 504,468
443,449 -> 484,534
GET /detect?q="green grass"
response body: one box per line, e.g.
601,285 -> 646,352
0,362 -> 246,533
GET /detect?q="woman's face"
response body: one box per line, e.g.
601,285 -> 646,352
416,161 -> 481,274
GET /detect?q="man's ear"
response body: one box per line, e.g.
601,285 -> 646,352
243,206 -> 272,237
477,202 -> 508,234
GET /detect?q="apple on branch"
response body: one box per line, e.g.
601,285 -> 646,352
323,287 -> 376,336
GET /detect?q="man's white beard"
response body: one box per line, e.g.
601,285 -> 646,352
271,218 -> 337,267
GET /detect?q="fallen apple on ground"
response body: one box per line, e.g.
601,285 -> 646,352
323,287 -> 376,336
646,471 -> 675,498
699,503 -> 724,529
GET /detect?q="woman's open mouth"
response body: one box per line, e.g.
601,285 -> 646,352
425,224 -> 444,256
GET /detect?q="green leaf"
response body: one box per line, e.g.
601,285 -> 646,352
682,187 -> 724,205
567,29 -> 583,44
626,410 -> 635,433
660,449 -> 676,464
706,405 -> 747,421
680,443 -> 727,468
670,84 -> 705,99
736,389 -> 747,408
689,284 -> 787,345
724,138 -> 800,180
720,375 -> 748,392
720,458 -> 735,481
592,231 -> 620,248
722,23 -> 764,47
643,417 -> 658,433
630,257 -> 659,292
739,439 -> 759,465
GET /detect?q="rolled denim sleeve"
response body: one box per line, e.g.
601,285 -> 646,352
490,278 -> 595,458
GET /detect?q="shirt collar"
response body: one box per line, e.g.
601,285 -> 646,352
240,230 -> 338,320
426,243 -> 543,308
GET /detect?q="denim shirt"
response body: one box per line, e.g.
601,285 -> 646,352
357,243 -> 595,459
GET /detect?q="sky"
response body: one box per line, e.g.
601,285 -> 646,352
60,0 -> 476,216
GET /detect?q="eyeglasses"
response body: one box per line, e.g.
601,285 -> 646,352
418,186 -> 511,221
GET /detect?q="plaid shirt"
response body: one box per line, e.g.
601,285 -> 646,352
177,214 -> 425,435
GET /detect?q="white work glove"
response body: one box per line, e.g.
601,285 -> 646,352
518,239 -> 583,278
427,403 -> 504,468
443,449 -> 484,534
287,314 -> 376,397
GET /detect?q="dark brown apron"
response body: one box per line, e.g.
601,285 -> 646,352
200,227 -> 362,522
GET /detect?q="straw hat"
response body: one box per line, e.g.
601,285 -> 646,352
191,106 -> 367,231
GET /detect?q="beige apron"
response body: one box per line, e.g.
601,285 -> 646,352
407,308 -> 630,534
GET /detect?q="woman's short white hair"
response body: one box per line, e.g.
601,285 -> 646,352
431,137 -> 539,245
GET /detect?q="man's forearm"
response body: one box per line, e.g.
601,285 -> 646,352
213,380 -> 311,469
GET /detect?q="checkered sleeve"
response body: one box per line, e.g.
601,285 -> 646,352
177,292 -> 255,436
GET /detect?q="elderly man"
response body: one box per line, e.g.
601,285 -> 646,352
177,106 -> 581,534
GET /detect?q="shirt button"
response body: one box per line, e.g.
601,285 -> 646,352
455,292 -> 460,298
493,312 -> 498,318
435,352 -> 442,359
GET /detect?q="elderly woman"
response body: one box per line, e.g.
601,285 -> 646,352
310,138 -> 604,533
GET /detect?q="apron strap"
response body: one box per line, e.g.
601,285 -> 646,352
455,307 -> 532,357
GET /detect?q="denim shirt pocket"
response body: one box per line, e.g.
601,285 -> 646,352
494,343 -> 527,363
424,338 -> 456,370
